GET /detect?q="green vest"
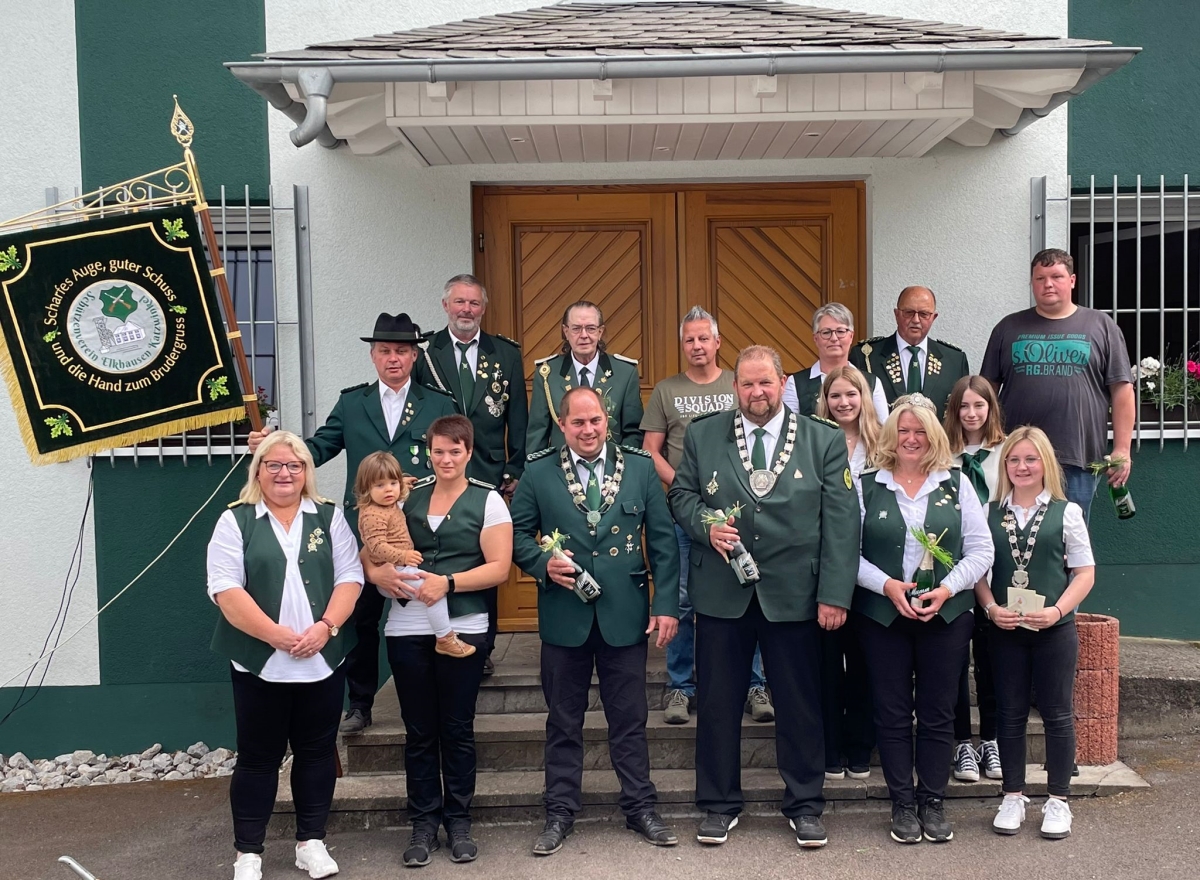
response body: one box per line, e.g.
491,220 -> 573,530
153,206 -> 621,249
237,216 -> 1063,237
403,480 -> 492,617
854,470 -> 973,625
988,500 -> 1073,626
210,500 -> 356,676
789,370 -> 824,416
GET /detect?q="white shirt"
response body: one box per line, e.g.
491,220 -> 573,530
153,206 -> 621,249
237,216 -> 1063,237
848,439 -> 869,484
383,491 -> 513,636
856,469 -> 994,596
782,363 -> 889,424
569,445 -> 607,488
572,353 -> 601,387
379,378 -> 411,441
896,333 -> 928,385
999,490 -> 1095,569
207,499 -> 364,683
739,407 -> 787,466
953,443 -> 1003,504
451,330 -> 481,375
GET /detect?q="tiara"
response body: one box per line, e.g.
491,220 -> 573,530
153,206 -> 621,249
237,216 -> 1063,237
895,392 -> 937,412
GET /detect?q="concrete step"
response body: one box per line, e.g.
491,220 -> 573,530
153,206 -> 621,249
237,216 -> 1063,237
347,685 -> 1044,774
272,762 -> 1148,835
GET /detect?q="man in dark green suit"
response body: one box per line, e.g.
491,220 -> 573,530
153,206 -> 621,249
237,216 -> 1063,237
511,387 -> 680,856
251,312 -> 456,734
850,286 -> 970,420
414,274 -> 528,670
669,345 -> 860,849
526,300 -> 643,452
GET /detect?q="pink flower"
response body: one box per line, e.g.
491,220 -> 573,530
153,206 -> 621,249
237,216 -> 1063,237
1188,360 -> 1200,379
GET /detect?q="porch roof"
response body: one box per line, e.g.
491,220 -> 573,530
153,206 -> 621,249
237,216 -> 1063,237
227,1 -> 1139,162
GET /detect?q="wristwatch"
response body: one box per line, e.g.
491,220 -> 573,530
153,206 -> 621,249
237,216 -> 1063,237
446,574 -> 457,594
320,617 -> 339,637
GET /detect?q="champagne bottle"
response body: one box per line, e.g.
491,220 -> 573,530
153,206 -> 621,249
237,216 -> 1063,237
908,544 -> 936,609
728,539 -> 761,586
1110,483 -> 1136,520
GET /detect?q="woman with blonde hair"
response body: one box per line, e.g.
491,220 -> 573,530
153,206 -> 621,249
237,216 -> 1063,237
814,365 -> 878,781
943,376 -> 1007,784
976,426 -> 1094,840
853,395 -> 994,845
207,431 -> 364,880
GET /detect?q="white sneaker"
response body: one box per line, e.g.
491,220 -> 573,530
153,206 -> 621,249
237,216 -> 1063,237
295,840 -> 339,878
233,853 -> 262,880
992,793 -> 1029,835
1040,797 -> 1073,839
953,741 -> 980,782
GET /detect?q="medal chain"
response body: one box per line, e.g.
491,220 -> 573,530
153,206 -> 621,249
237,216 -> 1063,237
733,412 -> 798,477
559,446 -> 625,531
1003,504 -> 1047,580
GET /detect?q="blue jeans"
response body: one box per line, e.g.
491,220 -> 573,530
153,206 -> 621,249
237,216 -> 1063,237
666,523 -> 765,696
1062,465 -> 1100,524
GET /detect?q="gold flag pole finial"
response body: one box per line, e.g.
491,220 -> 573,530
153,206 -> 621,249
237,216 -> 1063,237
170,95 -> 195,150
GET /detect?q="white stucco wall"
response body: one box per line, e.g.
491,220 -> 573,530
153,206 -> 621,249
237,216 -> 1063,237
263,0 -> 1069,439
0,0 -> 100,687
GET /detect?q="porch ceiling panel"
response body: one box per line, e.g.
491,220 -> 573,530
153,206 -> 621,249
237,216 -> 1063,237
231,1 -> 1140,160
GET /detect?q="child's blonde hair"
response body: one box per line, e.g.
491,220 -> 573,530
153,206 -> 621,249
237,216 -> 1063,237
354,451 -> 409,510
995,426 -> 1067,502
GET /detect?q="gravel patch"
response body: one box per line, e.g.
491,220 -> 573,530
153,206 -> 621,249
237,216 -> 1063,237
0,743 -> 235,792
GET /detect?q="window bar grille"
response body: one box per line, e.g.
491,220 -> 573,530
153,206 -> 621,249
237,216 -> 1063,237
1135,174 -> 1142,450
1159,176 -> 1166,451
1185,176 -> 1191,450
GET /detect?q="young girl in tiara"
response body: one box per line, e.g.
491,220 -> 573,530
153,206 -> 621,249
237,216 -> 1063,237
355,451 -> 475,658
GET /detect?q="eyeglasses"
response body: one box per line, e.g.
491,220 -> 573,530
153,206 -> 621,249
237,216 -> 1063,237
816,327 -> 853,340
1005,456 -> 1042,468
899,309 -> 936,321
262,461 -> 305,475
566,324 -> 601,336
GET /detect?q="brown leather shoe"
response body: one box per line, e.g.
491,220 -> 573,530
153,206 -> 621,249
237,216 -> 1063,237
435,632 -> 477,658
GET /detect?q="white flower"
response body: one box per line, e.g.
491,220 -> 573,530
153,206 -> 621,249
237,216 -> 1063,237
1146,381 -> 1156,392
1137,357 -> 1161,378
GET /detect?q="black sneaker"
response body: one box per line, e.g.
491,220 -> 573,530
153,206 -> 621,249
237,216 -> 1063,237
339,708 -> 371,735
696,812 -> 738,845
448,827 -> 478,863
402,828 -> 440,867
789,815 -> 828,848
531,816 -> 573,856
918,798 -> 954,843
482,655 -> 495,676
890,803 -> 921,844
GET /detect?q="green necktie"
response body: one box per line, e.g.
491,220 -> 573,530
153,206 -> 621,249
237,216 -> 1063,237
751,427 -> 767,471
456,341 -> 474,404
582,459 -> 602,510
906,345 -> 923,394
960,449 -> 991,505
579,366 -> 591,389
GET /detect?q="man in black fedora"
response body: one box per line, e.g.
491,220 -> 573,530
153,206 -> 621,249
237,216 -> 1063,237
248,311 -> 456,734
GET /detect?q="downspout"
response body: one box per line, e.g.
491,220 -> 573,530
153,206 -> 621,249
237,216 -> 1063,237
243,77 -> 342,149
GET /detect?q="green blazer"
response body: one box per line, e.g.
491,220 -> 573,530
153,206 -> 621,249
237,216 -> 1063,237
850,334 -> 970,420
526,351 -> 644,452
510,443 -> 680,648
415,328 -> 528,487
306,380 -> 457,536
668,407 -> 861,621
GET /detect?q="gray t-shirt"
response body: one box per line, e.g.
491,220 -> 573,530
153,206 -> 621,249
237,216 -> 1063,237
640,370 -> 736,470
981,306 -> 1131,468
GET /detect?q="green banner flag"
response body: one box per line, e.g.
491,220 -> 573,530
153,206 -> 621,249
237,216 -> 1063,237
0,206 -> 245,464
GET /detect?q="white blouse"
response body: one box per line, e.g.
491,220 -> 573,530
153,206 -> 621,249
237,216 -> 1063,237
856,469 -> 995,596
953,443 -> 1003,504
207,498 -> 364,683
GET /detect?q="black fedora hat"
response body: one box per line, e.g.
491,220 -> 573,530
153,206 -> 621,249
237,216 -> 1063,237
361,312 -> 422,343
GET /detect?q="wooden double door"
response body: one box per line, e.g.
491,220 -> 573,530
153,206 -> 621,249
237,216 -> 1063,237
474,182 -> 865,631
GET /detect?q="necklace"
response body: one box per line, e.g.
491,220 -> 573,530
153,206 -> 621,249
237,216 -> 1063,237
1002,502 -> 1047,589
734,412 -> 797,497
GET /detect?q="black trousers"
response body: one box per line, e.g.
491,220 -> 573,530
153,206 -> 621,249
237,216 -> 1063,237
988,620 -> 1078,797
229,664 -> 345,853
484,586 -> 498,658
696,596 -> 824,818
345,581 -> 386,713
387,631 -> 489,831
541,619 -> 656,818
857,611 -> 973,806
954,605 -> 997,742
819,617 -> 876,769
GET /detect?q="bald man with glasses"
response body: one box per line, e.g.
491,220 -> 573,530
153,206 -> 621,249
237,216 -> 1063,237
850,286 -> 969,421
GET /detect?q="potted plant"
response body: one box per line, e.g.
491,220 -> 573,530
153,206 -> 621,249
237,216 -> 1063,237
1132,353 -> 1200,424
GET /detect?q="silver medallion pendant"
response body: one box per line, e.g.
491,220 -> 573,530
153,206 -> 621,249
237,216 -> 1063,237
1011,569 -> 1030,588
586,510 -> 602,526
749,469 -> 777,497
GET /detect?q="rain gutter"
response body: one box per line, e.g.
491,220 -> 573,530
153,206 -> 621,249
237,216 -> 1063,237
226,46 -> 1139,148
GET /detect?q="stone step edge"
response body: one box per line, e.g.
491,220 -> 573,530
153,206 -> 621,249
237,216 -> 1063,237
347,706 -> 1043,747
277,762 -> 1145,814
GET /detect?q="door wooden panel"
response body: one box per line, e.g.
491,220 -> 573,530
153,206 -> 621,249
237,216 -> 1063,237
475,182 -> 863,631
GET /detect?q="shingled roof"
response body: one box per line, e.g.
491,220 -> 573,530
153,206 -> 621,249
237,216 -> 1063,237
263,0 -> 1108,61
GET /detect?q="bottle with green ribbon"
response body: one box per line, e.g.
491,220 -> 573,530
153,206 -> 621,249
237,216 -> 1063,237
908,528 -> 952,609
